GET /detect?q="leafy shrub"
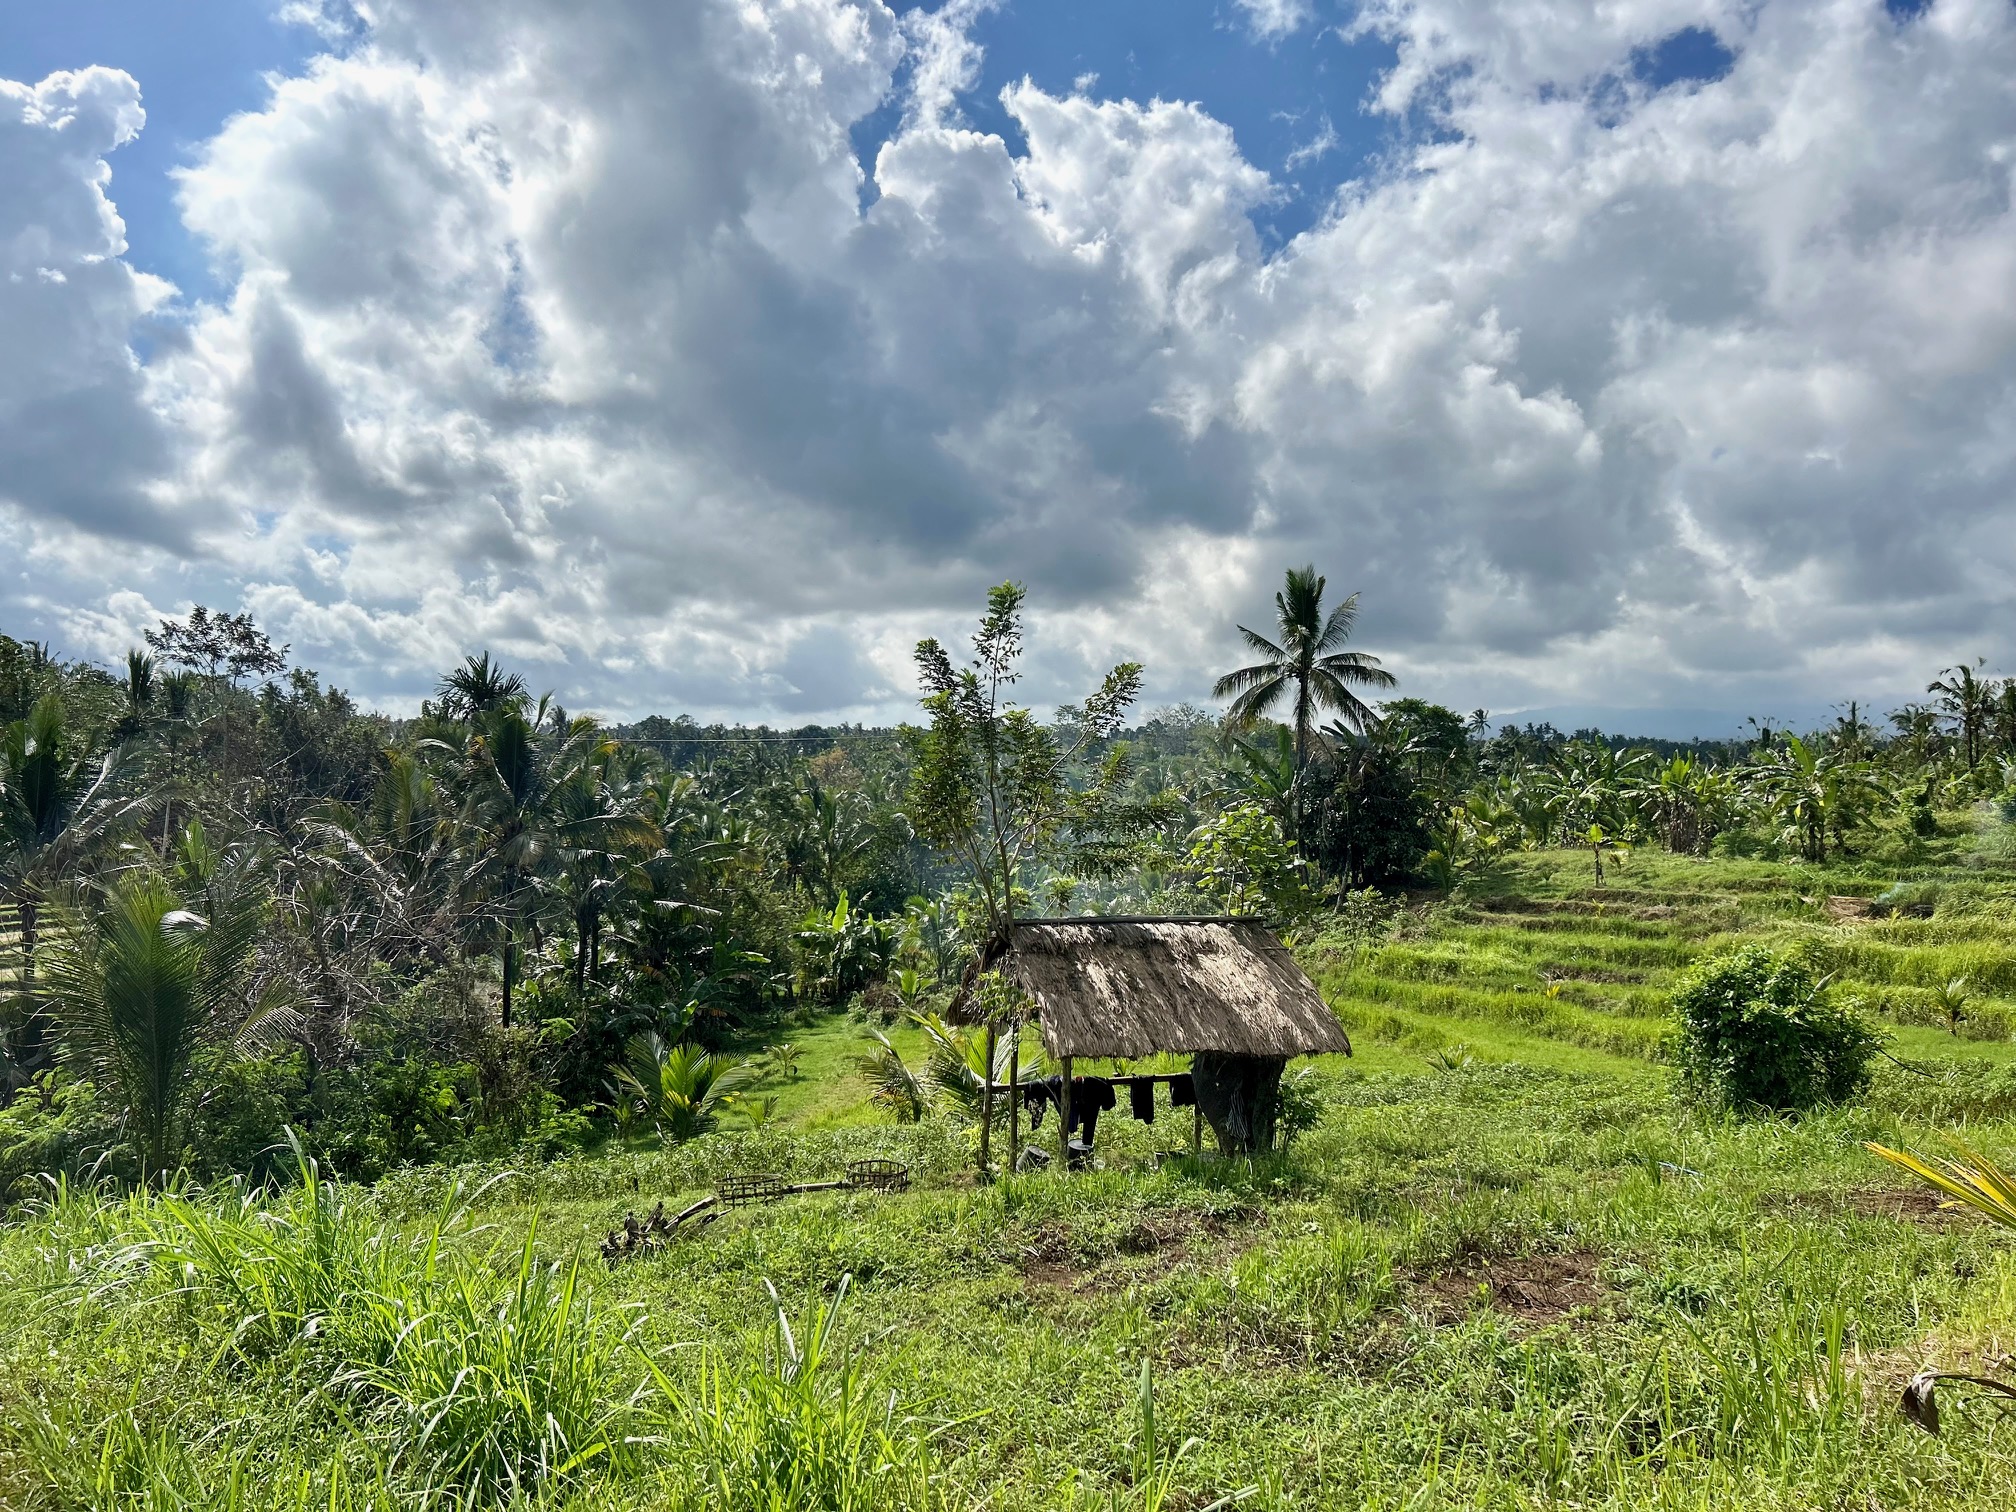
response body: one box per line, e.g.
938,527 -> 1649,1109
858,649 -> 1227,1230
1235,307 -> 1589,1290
185,1054 -> 309,1182
1185,802 -> 1314,923
0,1071 -> 114,1203
1667,946 -> 1883,1114
1272,1066 -> 1326,1151
1300,747 -> 1433,889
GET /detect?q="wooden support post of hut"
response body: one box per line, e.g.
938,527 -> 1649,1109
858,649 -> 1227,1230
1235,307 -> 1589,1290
959,916 -> 1350,1167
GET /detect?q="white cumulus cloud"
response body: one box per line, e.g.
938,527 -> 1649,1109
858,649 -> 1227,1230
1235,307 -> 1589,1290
0,0 -> 2011,726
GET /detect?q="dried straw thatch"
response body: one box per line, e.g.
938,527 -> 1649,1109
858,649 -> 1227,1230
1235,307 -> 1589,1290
961,916 -> 1351,1061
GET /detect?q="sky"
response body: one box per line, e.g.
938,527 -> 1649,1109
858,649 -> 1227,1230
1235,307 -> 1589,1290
1,0 -> 2012,736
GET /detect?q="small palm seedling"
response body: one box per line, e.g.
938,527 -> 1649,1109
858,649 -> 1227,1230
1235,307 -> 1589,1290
1933,976 -> 1972,1037
1424,1043 -> 1475,1072
858,1029 -> 931,1123
37,868 -> 294,1182
915,1010 -> 1014,1121
1868,1136 -> 2016,1434
614,1033 -> 754,1143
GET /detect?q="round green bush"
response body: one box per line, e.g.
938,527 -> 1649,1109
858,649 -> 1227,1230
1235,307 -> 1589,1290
1667,945 -> 1883,1114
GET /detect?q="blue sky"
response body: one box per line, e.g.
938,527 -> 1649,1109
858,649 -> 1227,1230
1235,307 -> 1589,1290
1,0 -> 319,300
857,0 -> 1402,247
1,1 -> 1409,289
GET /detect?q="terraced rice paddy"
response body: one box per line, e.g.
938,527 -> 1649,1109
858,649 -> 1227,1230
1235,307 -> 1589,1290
1315,849 -> 2016,1079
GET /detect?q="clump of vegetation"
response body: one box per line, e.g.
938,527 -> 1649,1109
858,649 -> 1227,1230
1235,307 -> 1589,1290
1667,946 -> 1883,1113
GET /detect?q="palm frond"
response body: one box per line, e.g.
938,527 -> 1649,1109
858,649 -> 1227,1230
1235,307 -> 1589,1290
1867,1138 -> 2016,1229
1315,649 -> 1396,687
1223,675 -> 1288,728
1313,592 -> 1361,653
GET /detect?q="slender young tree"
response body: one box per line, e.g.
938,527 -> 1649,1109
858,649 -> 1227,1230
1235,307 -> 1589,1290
907,583 -> 1149,950
906,583 -> 1155,1174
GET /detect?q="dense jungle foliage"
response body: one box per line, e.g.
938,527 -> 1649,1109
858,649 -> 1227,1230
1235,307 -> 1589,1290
3,591 -> 2015,1193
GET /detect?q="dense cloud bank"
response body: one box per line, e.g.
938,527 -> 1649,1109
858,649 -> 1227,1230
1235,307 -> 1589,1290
1,0 -> 2012,721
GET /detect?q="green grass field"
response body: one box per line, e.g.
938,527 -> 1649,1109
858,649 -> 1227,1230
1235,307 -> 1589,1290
7,847 -> 2016,1509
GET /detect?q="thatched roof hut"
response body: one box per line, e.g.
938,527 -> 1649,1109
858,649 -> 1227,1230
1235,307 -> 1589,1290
963,916 -> 1350,1061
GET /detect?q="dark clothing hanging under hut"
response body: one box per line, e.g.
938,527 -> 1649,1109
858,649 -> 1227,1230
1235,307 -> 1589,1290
1169,1073 -> 1196,1108
1129,1079 -> 1155,1124
1022,1077 -> 1062,1129
1072,1076 -> 1116,1144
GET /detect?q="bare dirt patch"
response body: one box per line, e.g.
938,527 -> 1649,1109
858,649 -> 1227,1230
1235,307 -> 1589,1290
1017,1210 -> 1253,1296
1763,1187 -> 1982,1230
1848,1187 -> 1983,1227
1414,1249 -> 1612,1326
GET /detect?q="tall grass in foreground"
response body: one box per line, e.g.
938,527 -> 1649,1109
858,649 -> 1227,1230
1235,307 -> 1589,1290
642,1275 -> 945,1510
2,1149 -> 952,1509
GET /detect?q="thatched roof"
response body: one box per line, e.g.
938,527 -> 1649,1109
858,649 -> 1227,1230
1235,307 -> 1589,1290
961,916 -> 1351,1061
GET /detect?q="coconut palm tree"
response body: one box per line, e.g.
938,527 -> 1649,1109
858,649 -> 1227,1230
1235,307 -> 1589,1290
111,651 -> 157,741
1213,567 -> 1396,779
1929,661 -> 1996,773
436,652 -> 529,723
37,868 -> 292,1181
433,705 -> 656,1026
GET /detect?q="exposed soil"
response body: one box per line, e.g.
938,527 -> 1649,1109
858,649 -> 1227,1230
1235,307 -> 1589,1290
1848,1187 -> 1983,1227
1017,1209 -> 1254,1296
1413,1249 -> 1612,1326
1761,1186 -> 1981,1229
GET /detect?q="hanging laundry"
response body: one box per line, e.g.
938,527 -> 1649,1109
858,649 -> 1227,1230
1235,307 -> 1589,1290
1022,1077 -> 1062,1129
1072,1076 -> 1116,1144
1169,1073 -> 1197,1108
1128,1078 -> 1156,1124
